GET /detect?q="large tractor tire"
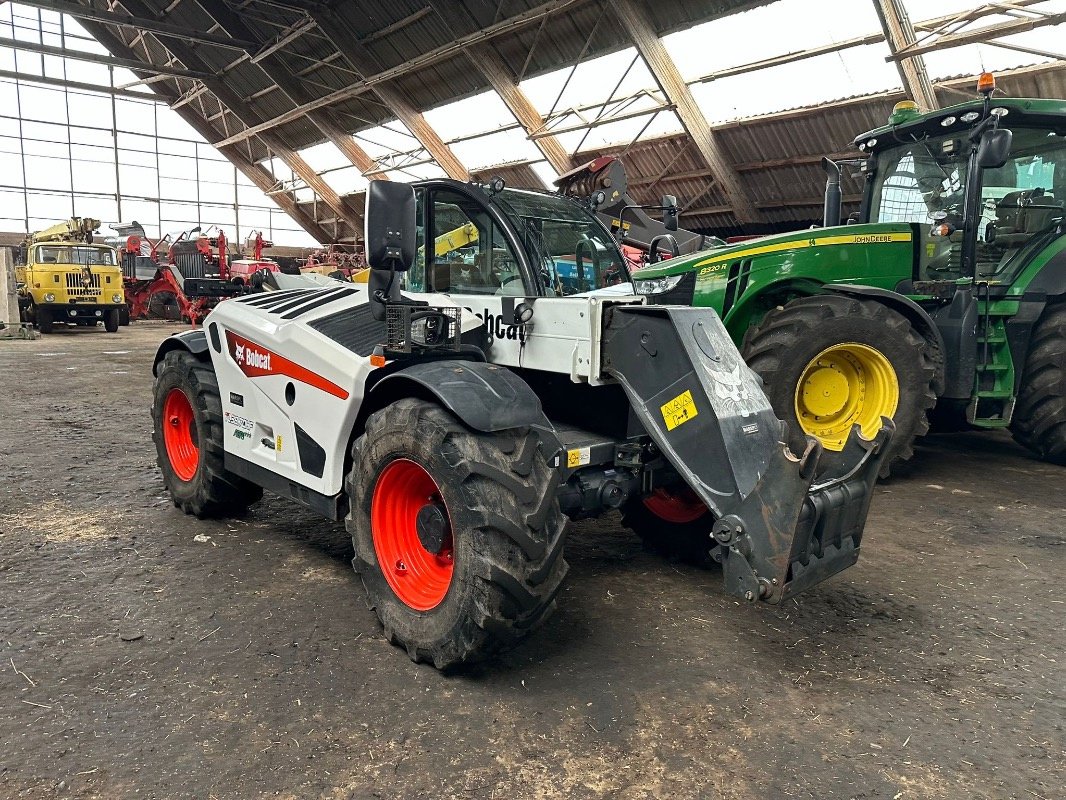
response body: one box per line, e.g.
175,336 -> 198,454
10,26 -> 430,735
152,350 -> 263,517
1011,304 -> 1066,464
742,294 -> 938,478
620,486 -> 716,567
347,398 -> 567,669
36,308 -> 53,334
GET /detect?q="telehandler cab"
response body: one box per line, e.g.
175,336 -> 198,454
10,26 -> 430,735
152,181 -> 890,669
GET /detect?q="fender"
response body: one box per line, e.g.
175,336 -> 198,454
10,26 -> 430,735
827,283 -> 947,394
365,359 -> 555,435
152,328 -> 209,375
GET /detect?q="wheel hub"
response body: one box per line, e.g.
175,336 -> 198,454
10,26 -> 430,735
794,342 -> 899,452
415,501 -> 451,555
801,364 -> 851,417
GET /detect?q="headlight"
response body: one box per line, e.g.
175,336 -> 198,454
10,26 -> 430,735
43,292 -> 55,302
112,293 -> 123,303
634,274 -> 685,295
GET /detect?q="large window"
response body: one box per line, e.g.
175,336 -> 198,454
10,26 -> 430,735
0,4 -> 318,247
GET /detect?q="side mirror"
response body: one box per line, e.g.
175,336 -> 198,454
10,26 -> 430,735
365,181 -> 417,320
978,128 -> 1013,170
662,194 -> 678,232
365,181 -> 416,270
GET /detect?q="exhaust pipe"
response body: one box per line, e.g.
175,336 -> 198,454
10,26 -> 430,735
822,157 -> 842,228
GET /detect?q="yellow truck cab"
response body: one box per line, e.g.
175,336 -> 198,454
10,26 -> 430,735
16,217 -> 126,333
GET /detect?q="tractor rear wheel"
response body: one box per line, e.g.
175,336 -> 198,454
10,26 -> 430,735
620,486 -> 716,567
347,398 -> 567,669
152,350 -> 263,517
1011,304 -> 1066,464
742,294 -> 938,478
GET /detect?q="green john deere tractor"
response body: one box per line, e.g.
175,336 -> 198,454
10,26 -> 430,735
628,76 -> 1066,474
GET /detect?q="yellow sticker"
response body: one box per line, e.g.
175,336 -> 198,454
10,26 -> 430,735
275,435 -> 283,452
661,390 -> 698,432
567,447 -> 591,468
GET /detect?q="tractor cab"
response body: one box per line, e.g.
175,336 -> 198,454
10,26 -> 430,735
402,179 -> 630,298
855,91 -> 1066,289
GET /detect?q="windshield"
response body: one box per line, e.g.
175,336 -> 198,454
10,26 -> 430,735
34,245 -> 117,266
493,188 -> 628,295
869,126 -> 1066,280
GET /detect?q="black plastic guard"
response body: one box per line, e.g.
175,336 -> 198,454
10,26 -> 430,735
601,304 -> 893,604
601,305 -> 788,514
720,419 -> 894,604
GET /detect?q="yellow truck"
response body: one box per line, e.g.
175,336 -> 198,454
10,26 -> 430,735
16,217 -> 126,333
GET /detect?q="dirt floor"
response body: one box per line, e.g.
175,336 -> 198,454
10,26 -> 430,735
0,322 -> 1062,800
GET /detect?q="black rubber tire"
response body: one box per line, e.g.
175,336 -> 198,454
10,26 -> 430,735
152,350 -> 263,517
620,492 -> 716,567
1011,304 -> 1066,464
742,294 -> 938,478
36,308 -> 53,334
347,398 -> 568,669
104,308 -> 120,333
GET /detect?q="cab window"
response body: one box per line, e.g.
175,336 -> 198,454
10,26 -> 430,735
425,189 -> 525,296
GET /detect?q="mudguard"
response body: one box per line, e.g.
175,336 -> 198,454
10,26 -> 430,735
152,329 -> 209,374
369,360 -> 556,435
602,304 -> 892,603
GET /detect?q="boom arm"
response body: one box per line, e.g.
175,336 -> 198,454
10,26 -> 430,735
28,217 -> 100,245
554,156 -> 720,256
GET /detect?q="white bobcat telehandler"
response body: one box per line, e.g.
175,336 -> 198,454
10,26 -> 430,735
152,182 -> 892,669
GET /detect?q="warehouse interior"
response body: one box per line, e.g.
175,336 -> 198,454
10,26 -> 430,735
1,2 -> 1065,798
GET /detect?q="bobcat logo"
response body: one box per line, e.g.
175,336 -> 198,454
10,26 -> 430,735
713,361 -> 749,405
234,343 -> 245,364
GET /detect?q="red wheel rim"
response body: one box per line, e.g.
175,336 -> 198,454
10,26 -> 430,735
371,459 -> 454,611
643,487 -> 707,524
163,388 -> 199,482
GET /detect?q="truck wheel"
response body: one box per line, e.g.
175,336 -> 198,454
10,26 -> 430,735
742,294 -> 937,478
1011,304 -> 1066,464
347,398 -> 567,669
621,486 -> 716,567
152,350 -> 263,517
104,309 -> 120,332
36,308 -> 53,334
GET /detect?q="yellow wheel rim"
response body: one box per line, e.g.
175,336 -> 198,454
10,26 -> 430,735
794,343 -> 898,452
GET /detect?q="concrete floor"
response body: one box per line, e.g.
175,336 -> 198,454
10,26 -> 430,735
0,323 -> 1062,799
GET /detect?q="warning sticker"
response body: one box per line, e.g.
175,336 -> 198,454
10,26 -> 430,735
567,447 -> 591,468
661,390 -> 698,431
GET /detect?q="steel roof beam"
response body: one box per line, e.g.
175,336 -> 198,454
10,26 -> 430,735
887,6 -> 1066,60
186,0 -> 385,180
15,0 -> 258,51
209,0 -> 583,148
306,4 -> 472,181
74,20 -> 333,243
873,0 -> 938,111
0,36 -> 216,80
612,0 -> 760,226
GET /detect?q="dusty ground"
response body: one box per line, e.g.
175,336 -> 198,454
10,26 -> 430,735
0,323 -> 1062,800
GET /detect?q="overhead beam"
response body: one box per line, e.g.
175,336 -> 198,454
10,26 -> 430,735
15,0 -> 257,51
466,43 -> 572,175
210,0 -> 583,148
612,0 -> 760,226
0,67 -> 167,101
889,9 -> 1066,60
187,0 -> 385,180
873,0 -> 938,111
111,0 -> 358,229
75,21 -> 332,243
307,5 -> 471,181
0,36 -> 216,81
